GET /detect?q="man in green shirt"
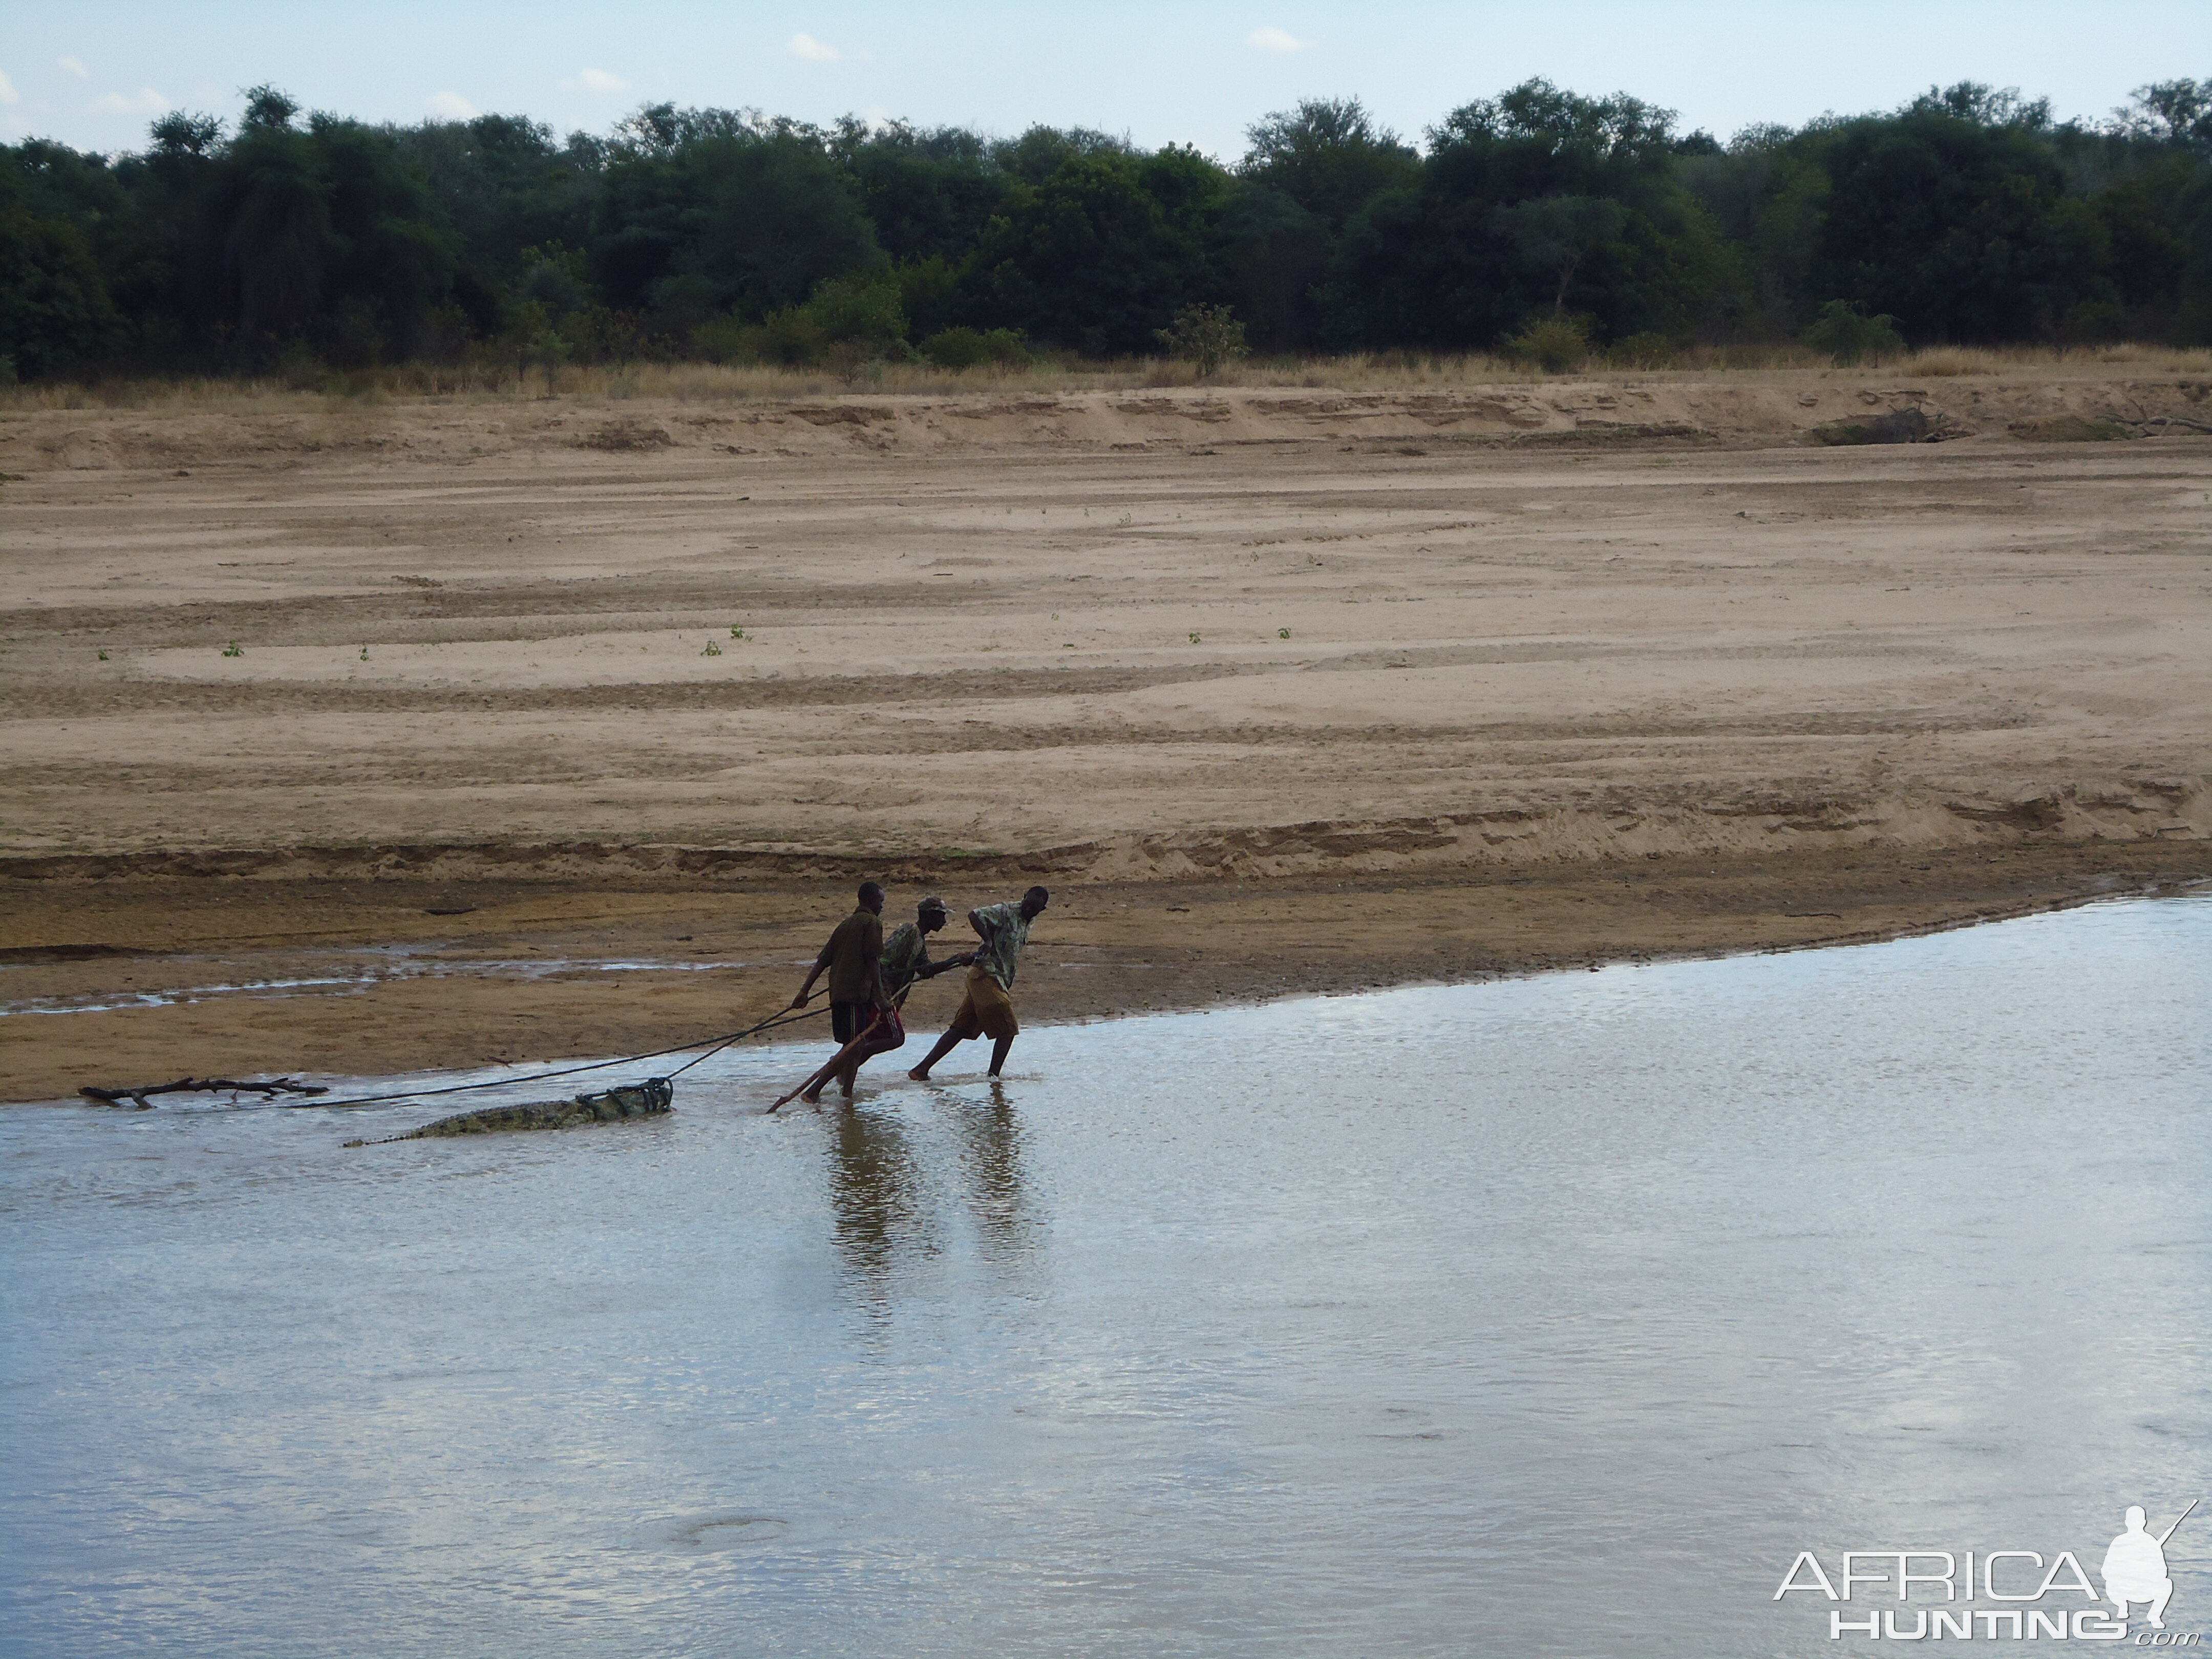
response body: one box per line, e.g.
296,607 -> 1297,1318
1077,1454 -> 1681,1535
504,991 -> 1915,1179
907,885 -> 1050,1082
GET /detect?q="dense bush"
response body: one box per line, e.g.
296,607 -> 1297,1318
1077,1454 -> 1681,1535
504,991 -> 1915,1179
919,325 -> 1028,367
1506,314 -> 1592,373
1804,300 -> 1907,365
5,76 -> 2209,380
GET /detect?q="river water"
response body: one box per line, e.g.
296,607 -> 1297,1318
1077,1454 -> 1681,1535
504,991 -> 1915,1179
4,894 -> 2207,1657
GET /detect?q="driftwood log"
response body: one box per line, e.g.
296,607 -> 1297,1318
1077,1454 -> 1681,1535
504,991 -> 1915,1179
79,1076 -> 330,1110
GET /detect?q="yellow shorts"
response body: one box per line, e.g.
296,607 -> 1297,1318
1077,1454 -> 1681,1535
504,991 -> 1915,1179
947,965 -> 1019,1041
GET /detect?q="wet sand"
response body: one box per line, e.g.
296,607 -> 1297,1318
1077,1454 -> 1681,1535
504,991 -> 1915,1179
3,373 -> 2207,1100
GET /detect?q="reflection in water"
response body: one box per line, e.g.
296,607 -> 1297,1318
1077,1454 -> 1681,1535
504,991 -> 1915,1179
827,1105 -> 927,1312
952,1081 -> 1033,1263
826,1084 -> 1036,1308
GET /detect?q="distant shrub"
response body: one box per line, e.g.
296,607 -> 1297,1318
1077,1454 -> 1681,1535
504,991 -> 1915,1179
920,326 -> 1029,368
1154,304 -> 1249,376
2007,414 -> 2134,442
1606,331 -> 1676,370
1805,300 -> 1905,366
275,341 -> 325,391
806,273 -> 906,352
2055,300 -> 2129,345
689,315 -> 753,364
920,327 -> 989,367
1505,315 -> 1590,374
754,307 -> 828,366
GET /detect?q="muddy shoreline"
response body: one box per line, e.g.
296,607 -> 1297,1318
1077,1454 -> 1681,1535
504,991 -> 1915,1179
7,839 -> 2205,1105
5,376 -> 2206,1101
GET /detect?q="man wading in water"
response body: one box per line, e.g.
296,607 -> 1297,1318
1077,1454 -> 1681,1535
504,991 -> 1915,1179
909,886 -> 1050,1081
881,895 -> 972,1003
791,881 -> 892,1103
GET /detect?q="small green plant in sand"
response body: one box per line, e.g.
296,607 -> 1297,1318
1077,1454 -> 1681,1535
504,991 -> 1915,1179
1188,631 -> 1202,644
701,639 -> 722,656
221,641 -> 243,657
729,625 -> 749,641
359,646 -> 369,660
97,649 -> 110,661
1278,627 -> 1292,639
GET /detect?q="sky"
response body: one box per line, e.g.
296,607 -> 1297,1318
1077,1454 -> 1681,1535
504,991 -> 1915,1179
3,2 -> 2206,159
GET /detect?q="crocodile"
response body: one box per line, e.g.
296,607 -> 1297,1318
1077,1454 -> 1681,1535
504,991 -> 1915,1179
344,1077 -> 673,1146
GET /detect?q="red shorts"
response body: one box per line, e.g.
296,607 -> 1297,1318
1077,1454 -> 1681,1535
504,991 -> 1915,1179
832,1001 -> 904,1050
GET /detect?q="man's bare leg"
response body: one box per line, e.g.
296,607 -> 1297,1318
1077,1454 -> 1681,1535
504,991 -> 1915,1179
908,1030 -> 964,1080
986,1035 -> 1014,1077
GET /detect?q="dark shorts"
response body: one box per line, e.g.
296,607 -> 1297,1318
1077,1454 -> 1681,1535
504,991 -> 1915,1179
832,1001 -> 904,1050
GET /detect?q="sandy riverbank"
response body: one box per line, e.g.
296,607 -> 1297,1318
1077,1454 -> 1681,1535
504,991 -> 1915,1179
3,369 -> 2207,1101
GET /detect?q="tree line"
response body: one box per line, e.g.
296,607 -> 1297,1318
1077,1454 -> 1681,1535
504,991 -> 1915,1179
4,76 -> 2209,381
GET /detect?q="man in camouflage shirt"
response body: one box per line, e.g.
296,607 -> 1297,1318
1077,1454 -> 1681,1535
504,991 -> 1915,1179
880,895 -> 972,1001
908,885 -> 1050,1081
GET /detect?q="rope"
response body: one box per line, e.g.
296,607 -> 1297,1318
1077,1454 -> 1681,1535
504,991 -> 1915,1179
293,1002 -> 828,1111
294,924 -> 960,1114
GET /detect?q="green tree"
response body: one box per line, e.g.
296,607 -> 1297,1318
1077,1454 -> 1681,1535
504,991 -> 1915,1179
1333,78 -> 1718,349
968,146 -> 1230,353
1155,302 -> 1248,374
1489,195 -> 1630,314
591,110 -> 882,333
835,120 -> 1010,264
1227,97 -> 1418,347
1805,103 -> 2094,340
0,168 -> 117,375
1803,299 -> 1905,363
1240,97 -> 1420,229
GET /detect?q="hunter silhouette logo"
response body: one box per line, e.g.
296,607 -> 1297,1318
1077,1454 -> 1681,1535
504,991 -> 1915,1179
1775,1498 -> 2202,1642
2107,1501 -> 2196,1630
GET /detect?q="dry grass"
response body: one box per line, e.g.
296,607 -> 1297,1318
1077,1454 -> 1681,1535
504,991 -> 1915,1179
4,341 -> 2206,416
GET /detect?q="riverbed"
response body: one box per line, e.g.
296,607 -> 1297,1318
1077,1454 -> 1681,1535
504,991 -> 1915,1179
3,894 -> 2206,1656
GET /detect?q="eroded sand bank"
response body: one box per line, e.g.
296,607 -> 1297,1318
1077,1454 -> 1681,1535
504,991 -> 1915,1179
4,371 -> 2207,1100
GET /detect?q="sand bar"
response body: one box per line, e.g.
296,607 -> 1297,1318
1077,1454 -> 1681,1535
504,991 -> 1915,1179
3,371 -> 2207,1100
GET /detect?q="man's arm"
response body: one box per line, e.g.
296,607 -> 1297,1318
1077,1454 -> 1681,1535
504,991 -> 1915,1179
792,934 -> 835,1010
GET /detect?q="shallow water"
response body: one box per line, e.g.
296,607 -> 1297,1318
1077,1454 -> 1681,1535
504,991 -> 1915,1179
4,895 -> 2208,1657
0,951 -> 739,1017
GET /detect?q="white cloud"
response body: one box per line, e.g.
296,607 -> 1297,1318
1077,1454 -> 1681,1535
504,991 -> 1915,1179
425,91 -> 478,119
787,32 -> 841,62
92,87 -> 169,114
59,56 -> 89,78
0,71 -> 18,105
1247,25 -> 1308,51
562,68 -> 630,93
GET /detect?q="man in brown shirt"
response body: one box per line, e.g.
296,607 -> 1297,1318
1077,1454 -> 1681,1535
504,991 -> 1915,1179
790,881 -> 891,1101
